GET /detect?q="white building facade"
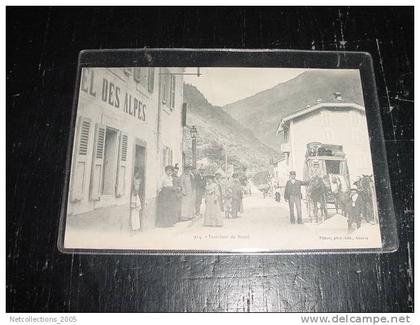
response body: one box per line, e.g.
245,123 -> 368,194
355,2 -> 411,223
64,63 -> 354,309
271,156 -> 289,188
66,67 -> 185,232
277,102 -> 374,183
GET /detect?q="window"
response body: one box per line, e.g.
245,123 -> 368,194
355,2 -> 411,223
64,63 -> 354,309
325,160 -> 340,174
101,128 -> 119,195
133,68 -> 148,89
161,70 -> 176,110
321,110 -> 330,126
148,68 -> 155,93
170,74 -> 176,109
90,126 -> 129,200
161,70 -> 169,105
71,117 -> 91,202
116,133 -> 128,197
351,111 -> 361,126
162,146 -> 173,167
90,124 -> 107,201
182,103 -> 187,127
283,130 -> 289,142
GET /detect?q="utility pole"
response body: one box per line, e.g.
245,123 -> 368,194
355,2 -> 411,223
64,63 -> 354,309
190,126 -> 197,169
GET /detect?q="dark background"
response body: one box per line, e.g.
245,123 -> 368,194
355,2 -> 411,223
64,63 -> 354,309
7,7 -> 414,312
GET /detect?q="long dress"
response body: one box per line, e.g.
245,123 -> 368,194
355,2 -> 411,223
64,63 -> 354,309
130,176 -> 142,230
180,172 -> 195,221
156,175 -> 177,228
203,183 -> 223,227
172,174 -> 182,221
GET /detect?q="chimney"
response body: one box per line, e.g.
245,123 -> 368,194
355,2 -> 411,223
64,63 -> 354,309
334,92 -> 343,101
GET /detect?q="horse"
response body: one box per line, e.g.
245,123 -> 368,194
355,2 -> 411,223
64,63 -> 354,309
334,190 -> 351,218
307,176 -> 329,223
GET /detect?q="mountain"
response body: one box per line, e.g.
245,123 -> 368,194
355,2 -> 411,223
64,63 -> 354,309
183,84 -> 280,173
222,69 -> 365,150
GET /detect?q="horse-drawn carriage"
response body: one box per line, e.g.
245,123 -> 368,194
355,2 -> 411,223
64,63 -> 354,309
303,142 -> 351,223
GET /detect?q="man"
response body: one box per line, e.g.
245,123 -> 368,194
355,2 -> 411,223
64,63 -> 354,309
348,186 -> 363,232
193,168 -> 206,216
229,173 -> 243,218
330,176 -> 342,214
284,171 -> 308,224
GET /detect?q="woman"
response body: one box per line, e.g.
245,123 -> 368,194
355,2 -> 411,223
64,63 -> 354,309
203,175 -> 223,227
180,166 -> 195,221
172,164 -> 183,221
156,165 -> 177,228
130,167 -> 143,231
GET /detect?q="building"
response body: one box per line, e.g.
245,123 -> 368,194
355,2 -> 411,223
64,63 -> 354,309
66,67 -> 185,232
271,156 -> 289,188
276,98 -> 373,183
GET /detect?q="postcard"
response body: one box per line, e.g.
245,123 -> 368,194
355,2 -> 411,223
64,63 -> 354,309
61,65 -> 382,252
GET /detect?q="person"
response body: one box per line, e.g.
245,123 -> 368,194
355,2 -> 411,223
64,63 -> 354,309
130,167 -> 143,231
284,171 -> 308,224
223,187 -> 233,218
156,165 -> 177,228
229,173 -> 243,218
203,175 -> 223,227
193,168 -> 206,216
353,176 -> 367,221
274,186 -> 281,202
215,172 -> 225,212
330,176 -> 342,214
348,186 -> 363,232
180,166 -> 195,221
172,164 -> 183,222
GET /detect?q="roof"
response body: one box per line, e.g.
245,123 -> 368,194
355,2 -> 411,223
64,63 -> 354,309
276,102 -> 365,134
271,154 -> 286,165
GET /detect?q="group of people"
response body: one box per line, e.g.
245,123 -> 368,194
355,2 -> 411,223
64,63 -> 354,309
284,170 -> 375,232
156,165 -> 245,228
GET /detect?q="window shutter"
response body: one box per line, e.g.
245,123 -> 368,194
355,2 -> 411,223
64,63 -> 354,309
182,103 -> 187,127
70,117 -> 91,202
116,132 -> 128,197
90,124 -> 106,201
148,68 -> 155,93
161,70 -> 169,105
133,68 -> 142,83
170,75 -> 176,109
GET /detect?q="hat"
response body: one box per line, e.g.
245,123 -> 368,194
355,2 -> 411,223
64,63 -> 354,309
289,171 -> 296,175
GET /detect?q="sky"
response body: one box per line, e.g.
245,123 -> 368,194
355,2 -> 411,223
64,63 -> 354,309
183,67 -> 307,106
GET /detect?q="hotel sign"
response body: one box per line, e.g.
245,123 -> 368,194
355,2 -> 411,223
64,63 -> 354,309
80,68 -> 146,121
